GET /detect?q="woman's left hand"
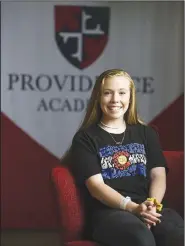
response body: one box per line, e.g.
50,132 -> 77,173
145,205 -> 157,229
144,205 -> 161,229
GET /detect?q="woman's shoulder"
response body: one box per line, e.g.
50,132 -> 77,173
128,122 -> 146,131
138,123 -> 158,135
128,123 -> 158,137
71,124 -> 99,154
73,123 -> 99,142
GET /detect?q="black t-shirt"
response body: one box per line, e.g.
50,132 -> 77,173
69,123 -> 168,227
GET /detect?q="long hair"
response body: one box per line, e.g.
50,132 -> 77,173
61,69 -> 143,163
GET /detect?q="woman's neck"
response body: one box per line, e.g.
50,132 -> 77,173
99,118 -> 126,134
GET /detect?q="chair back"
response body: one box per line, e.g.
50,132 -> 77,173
52,166 -> 85,242
163,151 -> 184,218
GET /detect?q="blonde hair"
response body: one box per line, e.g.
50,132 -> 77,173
61,69 -> 144,163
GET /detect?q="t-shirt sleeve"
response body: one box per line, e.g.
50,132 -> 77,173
69,131 -> 101,185
145,126 -> 169,173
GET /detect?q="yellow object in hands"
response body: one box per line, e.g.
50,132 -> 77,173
147,197 -> 163,212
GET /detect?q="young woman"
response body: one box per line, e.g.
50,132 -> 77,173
65,69 -> 184,246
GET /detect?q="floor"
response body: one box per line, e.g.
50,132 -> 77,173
1,230 -> 62,246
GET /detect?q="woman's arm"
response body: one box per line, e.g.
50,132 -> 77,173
149,167 -> 166,203
86,173 -> 162,226
86,173 -> 138,213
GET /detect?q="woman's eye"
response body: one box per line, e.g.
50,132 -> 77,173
104,91 -> 111,95
103,91 -> 126,95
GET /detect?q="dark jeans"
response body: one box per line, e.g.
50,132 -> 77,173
92,208 -> 184,246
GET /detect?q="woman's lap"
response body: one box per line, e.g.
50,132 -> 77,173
92,208 -> 184,246
152,208 -> 184,246
92,209 -> 156,246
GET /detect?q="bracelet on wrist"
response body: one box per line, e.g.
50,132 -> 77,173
120,196 -> 131,210
147,197 -> 163,211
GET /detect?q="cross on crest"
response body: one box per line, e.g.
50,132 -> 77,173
55,6 -> 110,69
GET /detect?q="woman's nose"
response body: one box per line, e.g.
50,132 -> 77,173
111,92 -> 120,102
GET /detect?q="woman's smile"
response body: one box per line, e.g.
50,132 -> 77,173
107,106 -> 123,112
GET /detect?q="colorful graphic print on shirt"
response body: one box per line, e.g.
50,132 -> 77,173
99,143 -> 147,179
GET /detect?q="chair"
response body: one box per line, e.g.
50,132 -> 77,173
52,151 -> 184,246
52,166 -> 102,246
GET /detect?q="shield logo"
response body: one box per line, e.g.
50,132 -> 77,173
54,6 -> 110,70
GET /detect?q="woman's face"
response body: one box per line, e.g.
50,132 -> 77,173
100,75 -> 131,121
